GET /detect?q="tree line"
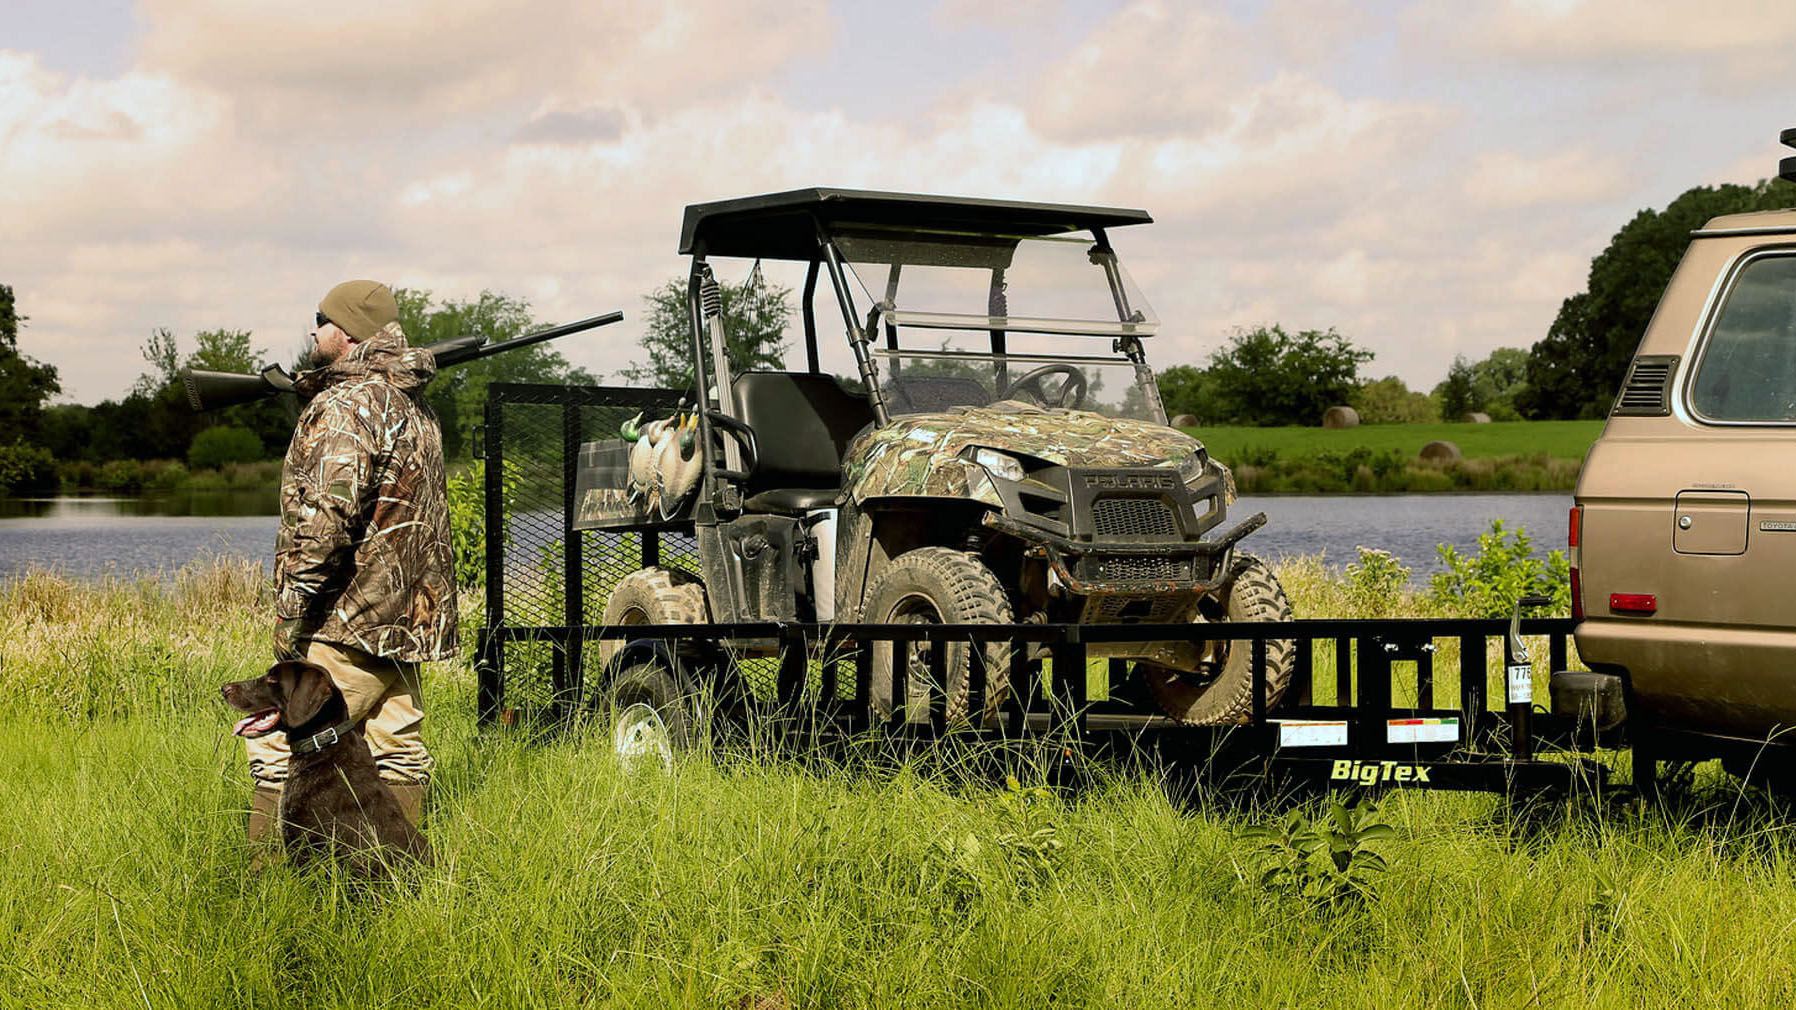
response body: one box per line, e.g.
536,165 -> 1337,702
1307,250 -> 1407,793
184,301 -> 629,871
4,175 -> 1794,493
0,289 -> 598,494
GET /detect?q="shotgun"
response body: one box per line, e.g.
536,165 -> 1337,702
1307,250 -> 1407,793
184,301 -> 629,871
178,310 -> 624,412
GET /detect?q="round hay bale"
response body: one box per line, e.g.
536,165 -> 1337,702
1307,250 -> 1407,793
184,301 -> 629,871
1463,411 -> 1491,424
1419,440 -> 1462,462
1321,405 -> 1360,429
1170,413 -> 1198,428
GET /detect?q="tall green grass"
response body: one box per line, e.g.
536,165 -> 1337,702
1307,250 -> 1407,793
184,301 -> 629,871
4,563 -> 1796,1007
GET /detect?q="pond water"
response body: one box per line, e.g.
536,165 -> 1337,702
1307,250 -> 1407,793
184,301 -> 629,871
0,493 -> 1572,583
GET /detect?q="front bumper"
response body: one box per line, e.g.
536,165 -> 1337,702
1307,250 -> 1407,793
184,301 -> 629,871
979,463 -> 1266,598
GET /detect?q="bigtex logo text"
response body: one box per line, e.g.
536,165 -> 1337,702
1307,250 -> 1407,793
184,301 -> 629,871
1330,759 -> 1432,785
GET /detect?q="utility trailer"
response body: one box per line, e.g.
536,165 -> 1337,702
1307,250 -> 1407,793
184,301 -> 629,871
472,380 -> 1607,795
471,188 -> 1612,794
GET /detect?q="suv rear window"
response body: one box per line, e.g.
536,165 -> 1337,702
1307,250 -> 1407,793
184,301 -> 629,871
1691,254 -> 1796,422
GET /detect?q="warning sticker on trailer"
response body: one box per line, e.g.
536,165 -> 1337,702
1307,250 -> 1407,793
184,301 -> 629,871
1275,719 -> 1349,748
1386,717 -> 1460,745
1507,664 -> 1534,705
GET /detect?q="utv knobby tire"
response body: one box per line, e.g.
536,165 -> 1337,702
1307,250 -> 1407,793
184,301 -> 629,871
864,547 -> 1013,724
597,567 -> 713,749
597,567 -> 709,668
1142,554 -> 1294,725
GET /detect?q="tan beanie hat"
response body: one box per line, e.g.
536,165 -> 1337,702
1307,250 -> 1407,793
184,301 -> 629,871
318,280 -> 399,342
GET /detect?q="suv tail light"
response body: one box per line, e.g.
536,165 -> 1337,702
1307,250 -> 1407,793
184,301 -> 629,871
1569,505 -> 1584,622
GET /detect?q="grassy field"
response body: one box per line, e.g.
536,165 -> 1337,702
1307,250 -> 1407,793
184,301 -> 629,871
4,560 -> 1796,1007
1183,420 -> 1604,464
1169,421 -> 1605,494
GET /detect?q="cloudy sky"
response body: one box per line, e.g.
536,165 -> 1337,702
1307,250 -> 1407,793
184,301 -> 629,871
4,0 -> 1792,404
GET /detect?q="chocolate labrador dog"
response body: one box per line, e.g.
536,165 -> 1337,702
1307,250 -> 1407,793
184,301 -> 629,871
222,659 -> 430,875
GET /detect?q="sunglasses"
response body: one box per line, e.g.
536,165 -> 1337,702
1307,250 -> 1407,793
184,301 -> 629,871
314,311 -> 335,330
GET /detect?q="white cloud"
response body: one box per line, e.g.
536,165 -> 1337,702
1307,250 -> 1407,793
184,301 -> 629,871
1462,149 -> 1627,208
137,0 -> 833,121
1409,0 -> 1796,92
5,0 -> 1790,407
1027,2 -> 1251,141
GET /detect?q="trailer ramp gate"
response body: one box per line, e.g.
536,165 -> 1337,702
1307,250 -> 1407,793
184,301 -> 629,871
477,383 -> 1601,794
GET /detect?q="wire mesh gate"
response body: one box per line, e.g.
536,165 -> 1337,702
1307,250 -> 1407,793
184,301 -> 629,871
474,382 -> 697,722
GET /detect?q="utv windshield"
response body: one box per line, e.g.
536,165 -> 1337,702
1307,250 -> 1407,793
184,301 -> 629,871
873,347 -> 1166,423
837,229 -> 1158,336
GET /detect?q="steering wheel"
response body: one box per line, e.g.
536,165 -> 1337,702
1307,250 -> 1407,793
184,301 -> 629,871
1001,363 -> 1089,409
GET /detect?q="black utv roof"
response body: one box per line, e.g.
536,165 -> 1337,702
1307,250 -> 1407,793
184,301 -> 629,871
678,187 -> 1152,260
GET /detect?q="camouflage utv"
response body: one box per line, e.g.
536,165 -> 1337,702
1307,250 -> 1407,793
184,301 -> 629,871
577,188 -> 1291,729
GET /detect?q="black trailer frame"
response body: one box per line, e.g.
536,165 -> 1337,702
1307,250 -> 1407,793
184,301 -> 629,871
476,382 -> 1604,794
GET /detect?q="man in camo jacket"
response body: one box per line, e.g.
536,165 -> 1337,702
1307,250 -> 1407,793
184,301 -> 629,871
239,279 -> 457,847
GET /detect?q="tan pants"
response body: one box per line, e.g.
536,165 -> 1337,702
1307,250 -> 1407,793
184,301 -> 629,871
245,639 -> 433,787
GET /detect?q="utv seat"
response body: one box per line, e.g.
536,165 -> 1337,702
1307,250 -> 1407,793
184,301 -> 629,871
732,371 -> 874,513
884,374 -> 991,414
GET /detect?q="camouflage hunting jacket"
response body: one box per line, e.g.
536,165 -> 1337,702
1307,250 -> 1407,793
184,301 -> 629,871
274,322 -> 459,662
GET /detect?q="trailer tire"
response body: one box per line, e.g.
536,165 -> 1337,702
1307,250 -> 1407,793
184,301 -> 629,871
604,660 -> 703,753
598,567 -> 709,668
1141,553 -> 1294,725
863,547 -> 1012,724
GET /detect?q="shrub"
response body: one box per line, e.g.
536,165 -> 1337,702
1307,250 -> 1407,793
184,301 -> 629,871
57,459 -> 96,490
1428,519 -> 1571,617
143,460 -> 188,492
0,440 -> 58,495
96,459 -> 144,493
447,460 -> 509,589
187,425 -> 264,470
219,460 -> 282,490
1344,547 -> 1410,618
1242,798 -> 1394,912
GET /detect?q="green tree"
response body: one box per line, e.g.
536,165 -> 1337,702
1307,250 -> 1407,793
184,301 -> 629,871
1201,325 -> 1373,427
625,276 -> 791,391
1351,376 -> 1437,424
1467,347 -> 1529,420
1156,364 -> 1213,421
187,425 -> 263,469
1520,179 -> 1796,419
187,329 -> 258,373
1435,356 -> 1477,421
0,284 -> 62,443
395,289 -> 598,458
114,327 -> 287,463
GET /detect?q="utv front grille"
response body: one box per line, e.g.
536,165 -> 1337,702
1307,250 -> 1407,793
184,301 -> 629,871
1091,497 -> 1178,538
1087,555 -> 1192,582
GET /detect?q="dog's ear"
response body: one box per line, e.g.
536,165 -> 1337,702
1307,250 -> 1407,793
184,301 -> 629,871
268,659 -> 337,727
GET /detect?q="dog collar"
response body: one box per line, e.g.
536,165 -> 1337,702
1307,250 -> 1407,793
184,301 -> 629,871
290,719 -> 357,755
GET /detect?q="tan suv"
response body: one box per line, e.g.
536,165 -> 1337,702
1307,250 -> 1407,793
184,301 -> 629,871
1574,194 -> 1796,782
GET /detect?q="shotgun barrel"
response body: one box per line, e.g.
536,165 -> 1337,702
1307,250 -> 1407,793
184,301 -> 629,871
178,309 -> 623,412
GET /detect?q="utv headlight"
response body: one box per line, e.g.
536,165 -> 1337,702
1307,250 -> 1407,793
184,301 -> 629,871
970,447 -> 1026,482
1174,451 -> 1206,486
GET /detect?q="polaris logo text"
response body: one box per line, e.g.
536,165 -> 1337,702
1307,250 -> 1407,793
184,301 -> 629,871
1330,760 -> 1432,785
1082,474 -> 1175,490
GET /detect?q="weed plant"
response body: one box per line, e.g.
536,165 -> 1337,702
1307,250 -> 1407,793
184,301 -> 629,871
5,561 -> 1796,1006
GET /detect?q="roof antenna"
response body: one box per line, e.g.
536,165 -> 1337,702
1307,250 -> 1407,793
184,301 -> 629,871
1781,128 -> 1796,184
